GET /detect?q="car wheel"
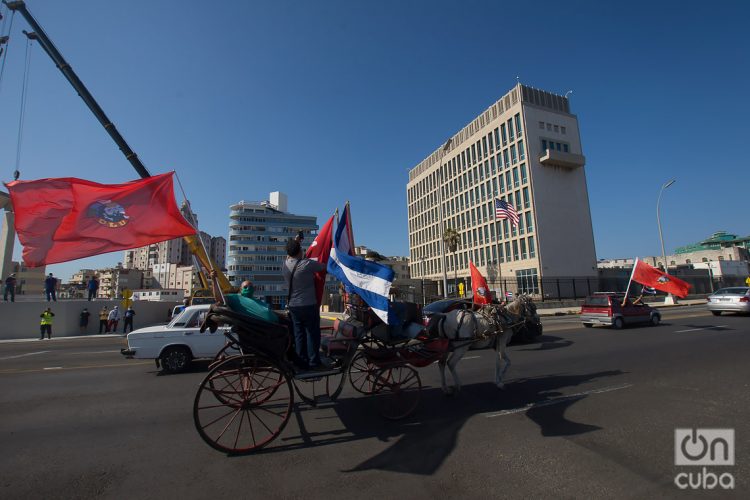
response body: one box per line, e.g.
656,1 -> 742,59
650,314 -> 660,326
583,323 -> 593,328
612,317 -> 624,330
160,346 -> 192,373
711,311 -> 721,316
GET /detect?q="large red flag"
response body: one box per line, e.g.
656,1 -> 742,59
470,261 -> 492,305
631,259 -> 691,298
305,215 -> 334,305
6,173 -> 196,267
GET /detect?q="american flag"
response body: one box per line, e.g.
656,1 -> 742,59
495,198 -> 519,226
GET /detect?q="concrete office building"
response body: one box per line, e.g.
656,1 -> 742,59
226,192 -> 318,308
407,83 -> 597,296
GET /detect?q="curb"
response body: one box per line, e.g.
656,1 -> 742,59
0,334 -> 125,344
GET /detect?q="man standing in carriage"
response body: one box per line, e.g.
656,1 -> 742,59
283,234 -> 328,371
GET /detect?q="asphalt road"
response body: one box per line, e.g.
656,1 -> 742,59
1,305 -> 747,499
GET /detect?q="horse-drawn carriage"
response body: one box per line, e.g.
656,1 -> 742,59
192,295 -> 541,454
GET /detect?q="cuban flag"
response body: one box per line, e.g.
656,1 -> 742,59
327,205 -> 395,324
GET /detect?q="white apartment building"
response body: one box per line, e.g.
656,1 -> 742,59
407,83 -> 597,296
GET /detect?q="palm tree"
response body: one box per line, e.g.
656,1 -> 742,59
443,226 -> 460,297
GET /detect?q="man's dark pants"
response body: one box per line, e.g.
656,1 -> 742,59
45,290 -> 57,302
288,304 -> 321,368
3,286 -> 14,302
88,289 -> 96,301
123,319 -> 134,333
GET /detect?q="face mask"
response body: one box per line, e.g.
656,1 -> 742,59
240,285 -> 254,298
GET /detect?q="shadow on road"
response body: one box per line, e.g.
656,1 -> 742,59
254,369 -> 625,475
516,335 -> 574,351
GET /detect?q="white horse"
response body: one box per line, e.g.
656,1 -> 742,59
428,304 -> 514,395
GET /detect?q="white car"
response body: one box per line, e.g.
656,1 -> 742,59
121,305 -> 231,373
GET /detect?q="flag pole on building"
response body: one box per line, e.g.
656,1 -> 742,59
622,257 -> 639,306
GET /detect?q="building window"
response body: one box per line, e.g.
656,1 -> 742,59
546,123 -> 551,131
553,125 -> 559,133
518,139 -> 525,161
563,143 -> 569,153
505,242 -> 511,261
541,139 -> 548,152
507,119 -> 514,142
561,126 -> 566,134
517,268 -> 539,294
520,238 -> 527,259
539,121 -> 545,130
513,240 -> 520,260
525,211 -> 533,232
511,145 -> 517,164
512,167 -> 519,187
520,164 -> 527,184
514,113 -> 522,137
501,123 -> 507,145
528,236 -> 536,257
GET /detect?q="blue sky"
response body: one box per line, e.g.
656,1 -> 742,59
0,0 -> 748,281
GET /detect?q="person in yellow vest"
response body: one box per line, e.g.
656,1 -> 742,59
745,276 -> 750,288
40,307 -> 55,340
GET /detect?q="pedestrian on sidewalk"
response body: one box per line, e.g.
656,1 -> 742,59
107,306 -> 120,332
80,308 -> 91,334
99,306 -> 109,333
44,273 -> 58,302
4,273 -> 16,302
123,306 -> 136,333
87,275 -> 99,301
40,307 -> 54,339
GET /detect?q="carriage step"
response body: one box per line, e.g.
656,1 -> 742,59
294,368 -> 339,380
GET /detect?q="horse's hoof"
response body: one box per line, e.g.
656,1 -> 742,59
496,382 -> 506,390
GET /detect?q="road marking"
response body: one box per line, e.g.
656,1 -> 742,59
463,356 -> 481,360
69,350 -> 122,355
0,351 -> 50,361
0,361 -> 152,375
485,383 -> 633,418
675,325 -> 728,333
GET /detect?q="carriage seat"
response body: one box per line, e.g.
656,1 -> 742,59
202,304 -> 291,358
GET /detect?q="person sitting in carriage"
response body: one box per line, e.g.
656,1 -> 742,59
208,269 -> 279,324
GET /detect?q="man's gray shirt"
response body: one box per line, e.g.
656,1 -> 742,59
282,257 -> 326,307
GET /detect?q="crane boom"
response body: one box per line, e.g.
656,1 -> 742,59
3,0 -> 232,293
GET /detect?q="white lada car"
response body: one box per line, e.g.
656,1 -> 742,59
121,305 -> 231,373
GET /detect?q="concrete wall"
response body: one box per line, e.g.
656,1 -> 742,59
0,300 -> 181,341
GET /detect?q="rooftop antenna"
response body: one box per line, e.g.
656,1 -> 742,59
516,75 -> 520,85
564,90 -> 573,98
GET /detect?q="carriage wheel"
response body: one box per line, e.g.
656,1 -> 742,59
193,354 -> 292,454
348,351 -> 381,395
209,341 -> 243,370
372,365 -> 421,420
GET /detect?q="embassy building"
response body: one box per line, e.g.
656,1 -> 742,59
406,83 -> 597,297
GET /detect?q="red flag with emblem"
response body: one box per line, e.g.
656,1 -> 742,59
631,259 -> 691,298
470,261 -> 492,304
5,173 -> 196,267
305,215 -> 334,305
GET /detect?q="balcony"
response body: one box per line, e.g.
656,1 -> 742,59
539,149 -> 585,169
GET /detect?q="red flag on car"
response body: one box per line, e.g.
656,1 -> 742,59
470,261 -> 492,305
630,258 -> 691,298
6,173 -> 196,267
305,214 -> 334,305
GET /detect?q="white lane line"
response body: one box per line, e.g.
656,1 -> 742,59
0,351 -> 51,361
675,325 -> 728,333
43,367 -> 63,370
69,350 -> 122,355
485,383 -> 633,418
463,356 -> 481,360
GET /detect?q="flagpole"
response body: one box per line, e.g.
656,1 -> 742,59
493,199 -> 504,301
622,257 -> 638,306
345,201 -> 355,255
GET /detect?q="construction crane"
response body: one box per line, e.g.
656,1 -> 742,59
2,0 -> 233,297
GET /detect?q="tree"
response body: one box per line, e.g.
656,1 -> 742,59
443,226 -> 460,297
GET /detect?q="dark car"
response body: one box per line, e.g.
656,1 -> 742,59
580,292 -> 661,329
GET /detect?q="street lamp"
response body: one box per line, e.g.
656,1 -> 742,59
437,138 -> 452,298
657,178 -> 676,303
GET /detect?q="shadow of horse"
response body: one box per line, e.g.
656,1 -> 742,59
516,335 -> 574,351
254,369 -> 626,475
